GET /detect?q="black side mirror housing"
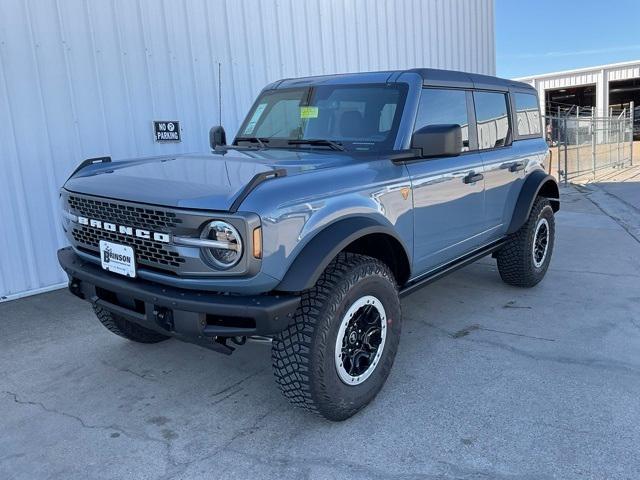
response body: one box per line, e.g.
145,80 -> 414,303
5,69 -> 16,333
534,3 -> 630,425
209,126 -> 227,149
411,124 -> 462,158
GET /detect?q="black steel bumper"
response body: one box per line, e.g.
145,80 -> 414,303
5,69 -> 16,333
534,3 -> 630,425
57,247 -> 300,354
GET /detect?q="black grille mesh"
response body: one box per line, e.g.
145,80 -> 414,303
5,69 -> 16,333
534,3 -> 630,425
68,195 -> 185,270
68,195 -> 182,230
72,227 -> 184,268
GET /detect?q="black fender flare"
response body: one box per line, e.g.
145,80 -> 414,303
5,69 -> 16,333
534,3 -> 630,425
507,170 -> 560,234
276,217 -> 410,292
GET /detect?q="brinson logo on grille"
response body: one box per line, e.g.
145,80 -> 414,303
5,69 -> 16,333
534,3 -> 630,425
76,216 -> 171,243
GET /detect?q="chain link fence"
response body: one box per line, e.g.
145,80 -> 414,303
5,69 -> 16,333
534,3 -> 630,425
545,105 -> 635,184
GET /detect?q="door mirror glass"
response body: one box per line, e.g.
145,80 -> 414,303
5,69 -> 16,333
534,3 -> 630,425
209,126 -> 227,149
411,124 -> 462,158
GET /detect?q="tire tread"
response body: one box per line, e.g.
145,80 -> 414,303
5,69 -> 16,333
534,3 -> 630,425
271,252 -> 397,418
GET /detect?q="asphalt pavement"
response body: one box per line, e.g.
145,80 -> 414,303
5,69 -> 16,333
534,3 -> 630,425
1,183 -> 639,480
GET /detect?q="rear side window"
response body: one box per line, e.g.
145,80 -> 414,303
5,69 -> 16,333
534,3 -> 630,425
474,91 -> 510,149
514,93 -> 542,137
414,88 -> 470,151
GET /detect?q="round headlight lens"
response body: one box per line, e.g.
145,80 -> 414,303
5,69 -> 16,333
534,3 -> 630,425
201,220 -> 243,269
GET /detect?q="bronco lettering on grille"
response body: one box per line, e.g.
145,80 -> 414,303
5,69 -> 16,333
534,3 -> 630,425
76,216 -> 171,243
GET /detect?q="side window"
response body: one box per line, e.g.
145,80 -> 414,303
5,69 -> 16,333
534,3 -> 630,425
414,88 -> 470,151
474,91 -> 510,149
514,93 -> 542,137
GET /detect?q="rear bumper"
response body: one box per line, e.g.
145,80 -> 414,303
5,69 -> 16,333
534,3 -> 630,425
57,247 -> 300,353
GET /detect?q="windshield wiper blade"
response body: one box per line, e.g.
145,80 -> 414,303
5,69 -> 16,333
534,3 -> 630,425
235,137 -> 269,148
288,139 -> 345,151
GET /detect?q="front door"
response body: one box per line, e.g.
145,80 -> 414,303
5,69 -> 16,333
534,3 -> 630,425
407,88 -> 487,276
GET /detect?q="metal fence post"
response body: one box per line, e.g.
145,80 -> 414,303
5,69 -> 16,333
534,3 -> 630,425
631,101 -> 635,166
616,118 -> 621,168
576,106 -> 580,174
563,117 -> 568,185
591,115 -> 597,178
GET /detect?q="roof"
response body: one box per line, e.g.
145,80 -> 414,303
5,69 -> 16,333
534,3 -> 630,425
514,59 -> 640,81
272,68 -> 535,93
408,68 -> 534,91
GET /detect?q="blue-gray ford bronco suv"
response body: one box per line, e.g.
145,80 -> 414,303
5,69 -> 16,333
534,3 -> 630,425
58,68 -> 559,421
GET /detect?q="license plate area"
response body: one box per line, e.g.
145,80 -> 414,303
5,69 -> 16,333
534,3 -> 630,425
99,240 -> 136,278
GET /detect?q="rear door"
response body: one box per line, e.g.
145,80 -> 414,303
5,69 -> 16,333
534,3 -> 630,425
474,90 -> 525,238
407,88 -> 486,275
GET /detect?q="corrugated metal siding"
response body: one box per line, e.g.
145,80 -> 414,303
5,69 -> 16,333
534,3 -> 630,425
519,60 -> 640,117
0,0 -> 495,301
608,64 -> 640,82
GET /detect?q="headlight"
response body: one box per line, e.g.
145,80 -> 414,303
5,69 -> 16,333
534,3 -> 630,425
201,220 -> 243,269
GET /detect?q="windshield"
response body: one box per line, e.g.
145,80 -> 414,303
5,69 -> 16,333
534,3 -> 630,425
236,83 -> 408,152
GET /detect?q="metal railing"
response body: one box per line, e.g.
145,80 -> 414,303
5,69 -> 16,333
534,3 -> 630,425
545,102 -> 635,184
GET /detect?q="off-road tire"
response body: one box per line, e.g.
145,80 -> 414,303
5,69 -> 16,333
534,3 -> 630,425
496,196 -> 555,287
271,252 -> 402,421
93,305 -> 170,343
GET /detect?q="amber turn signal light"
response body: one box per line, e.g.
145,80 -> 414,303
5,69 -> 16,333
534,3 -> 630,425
252,227 -> 262,259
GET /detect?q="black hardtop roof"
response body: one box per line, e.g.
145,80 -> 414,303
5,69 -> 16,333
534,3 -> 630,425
407,68 -> 535,92
273,68 -> 535,93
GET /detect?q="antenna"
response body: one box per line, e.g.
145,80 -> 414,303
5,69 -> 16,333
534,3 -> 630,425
218,62 -> 222,125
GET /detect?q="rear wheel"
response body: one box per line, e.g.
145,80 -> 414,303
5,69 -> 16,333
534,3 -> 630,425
93,305 -> 170,343
271,252 -> 402,421
496,197 -> 555,287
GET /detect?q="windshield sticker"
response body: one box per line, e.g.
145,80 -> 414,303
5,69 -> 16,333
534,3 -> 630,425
243,103 -> 267,134
300,106 -> 319,119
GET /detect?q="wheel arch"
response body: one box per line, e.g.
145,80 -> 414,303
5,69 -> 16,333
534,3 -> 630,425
275,217 -> 411,292
507,170 -> 560,235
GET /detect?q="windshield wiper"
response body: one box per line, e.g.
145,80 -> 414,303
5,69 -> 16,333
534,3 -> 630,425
235,137 -> 269,148
287,139 -> 345,151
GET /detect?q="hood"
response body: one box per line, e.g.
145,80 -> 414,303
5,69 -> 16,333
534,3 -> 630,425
63,149 -> 357,211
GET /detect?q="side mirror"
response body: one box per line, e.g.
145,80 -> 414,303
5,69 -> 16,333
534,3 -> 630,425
411,124 -> 462,158
209,126 -> 227,149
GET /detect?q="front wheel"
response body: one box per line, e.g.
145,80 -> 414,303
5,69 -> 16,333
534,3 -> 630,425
271,252 -> 402,421
496,196 -> 555,287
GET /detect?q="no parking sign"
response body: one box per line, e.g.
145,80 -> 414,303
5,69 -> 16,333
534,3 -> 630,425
153,121 -> 181,142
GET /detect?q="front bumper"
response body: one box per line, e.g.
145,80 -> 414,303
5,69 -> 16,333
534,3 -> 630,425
58,247 -> 300,354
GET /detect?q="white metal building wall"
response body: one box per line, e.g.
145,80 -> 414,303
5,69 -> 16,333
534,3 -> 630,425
517,60 -> 640,117
0,0 -> 495,301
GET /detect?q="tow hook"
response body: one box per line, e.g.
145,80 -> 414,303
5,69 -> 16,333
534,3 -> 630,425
154,307 -> 174,331
69,279 -> 84,299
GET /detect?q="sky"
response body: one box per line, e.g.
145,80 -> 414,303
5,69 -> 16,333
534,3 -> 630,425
495,0 -> 640,79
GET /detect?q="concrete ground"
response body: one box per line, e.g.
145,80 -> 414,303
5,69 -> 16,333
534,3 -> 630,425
1,184 -> 640,480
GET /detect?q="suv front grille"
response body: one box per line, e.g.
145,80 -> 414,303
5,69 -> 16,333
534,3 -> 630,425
67,194 -> 186,272
67,195 -> 182,230
72,226 -> 185,268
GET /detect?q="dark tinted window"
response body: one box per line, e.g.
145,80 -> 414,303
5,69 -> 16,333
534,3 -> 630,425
514,93 -> 542,136
414,88 -> 470,151
474,91 -> 510,149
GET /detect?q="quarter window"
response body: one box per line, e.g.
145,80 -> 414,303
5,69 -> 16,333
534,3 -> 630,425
474,91 -> 510,149
414,88 -> 470,151
514,93 -> 542,137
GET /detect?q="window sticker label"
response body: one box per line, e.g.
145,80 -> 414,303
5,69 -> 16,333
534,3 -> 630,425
243,103 -> 267,134
300,106 -> 319,119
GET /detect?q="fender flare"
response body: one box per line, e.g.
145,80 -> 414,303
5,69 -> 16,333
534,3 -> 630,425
507,170 -> 560,234
276,217 -> 410,292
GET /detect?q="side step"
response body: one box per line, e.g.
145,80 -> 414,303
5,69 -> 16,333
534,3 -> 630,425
399,239 -> 506,298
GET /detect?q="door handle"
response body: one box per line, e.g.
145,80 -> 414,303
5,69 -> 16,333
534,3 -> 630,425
509,161 -> 525,172
463,172 -> 484,184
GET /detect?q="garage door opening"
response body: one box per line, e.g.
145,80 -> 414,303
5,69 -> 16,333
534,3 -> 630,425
545,84 -> 596,117
609,78 -> 640,140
